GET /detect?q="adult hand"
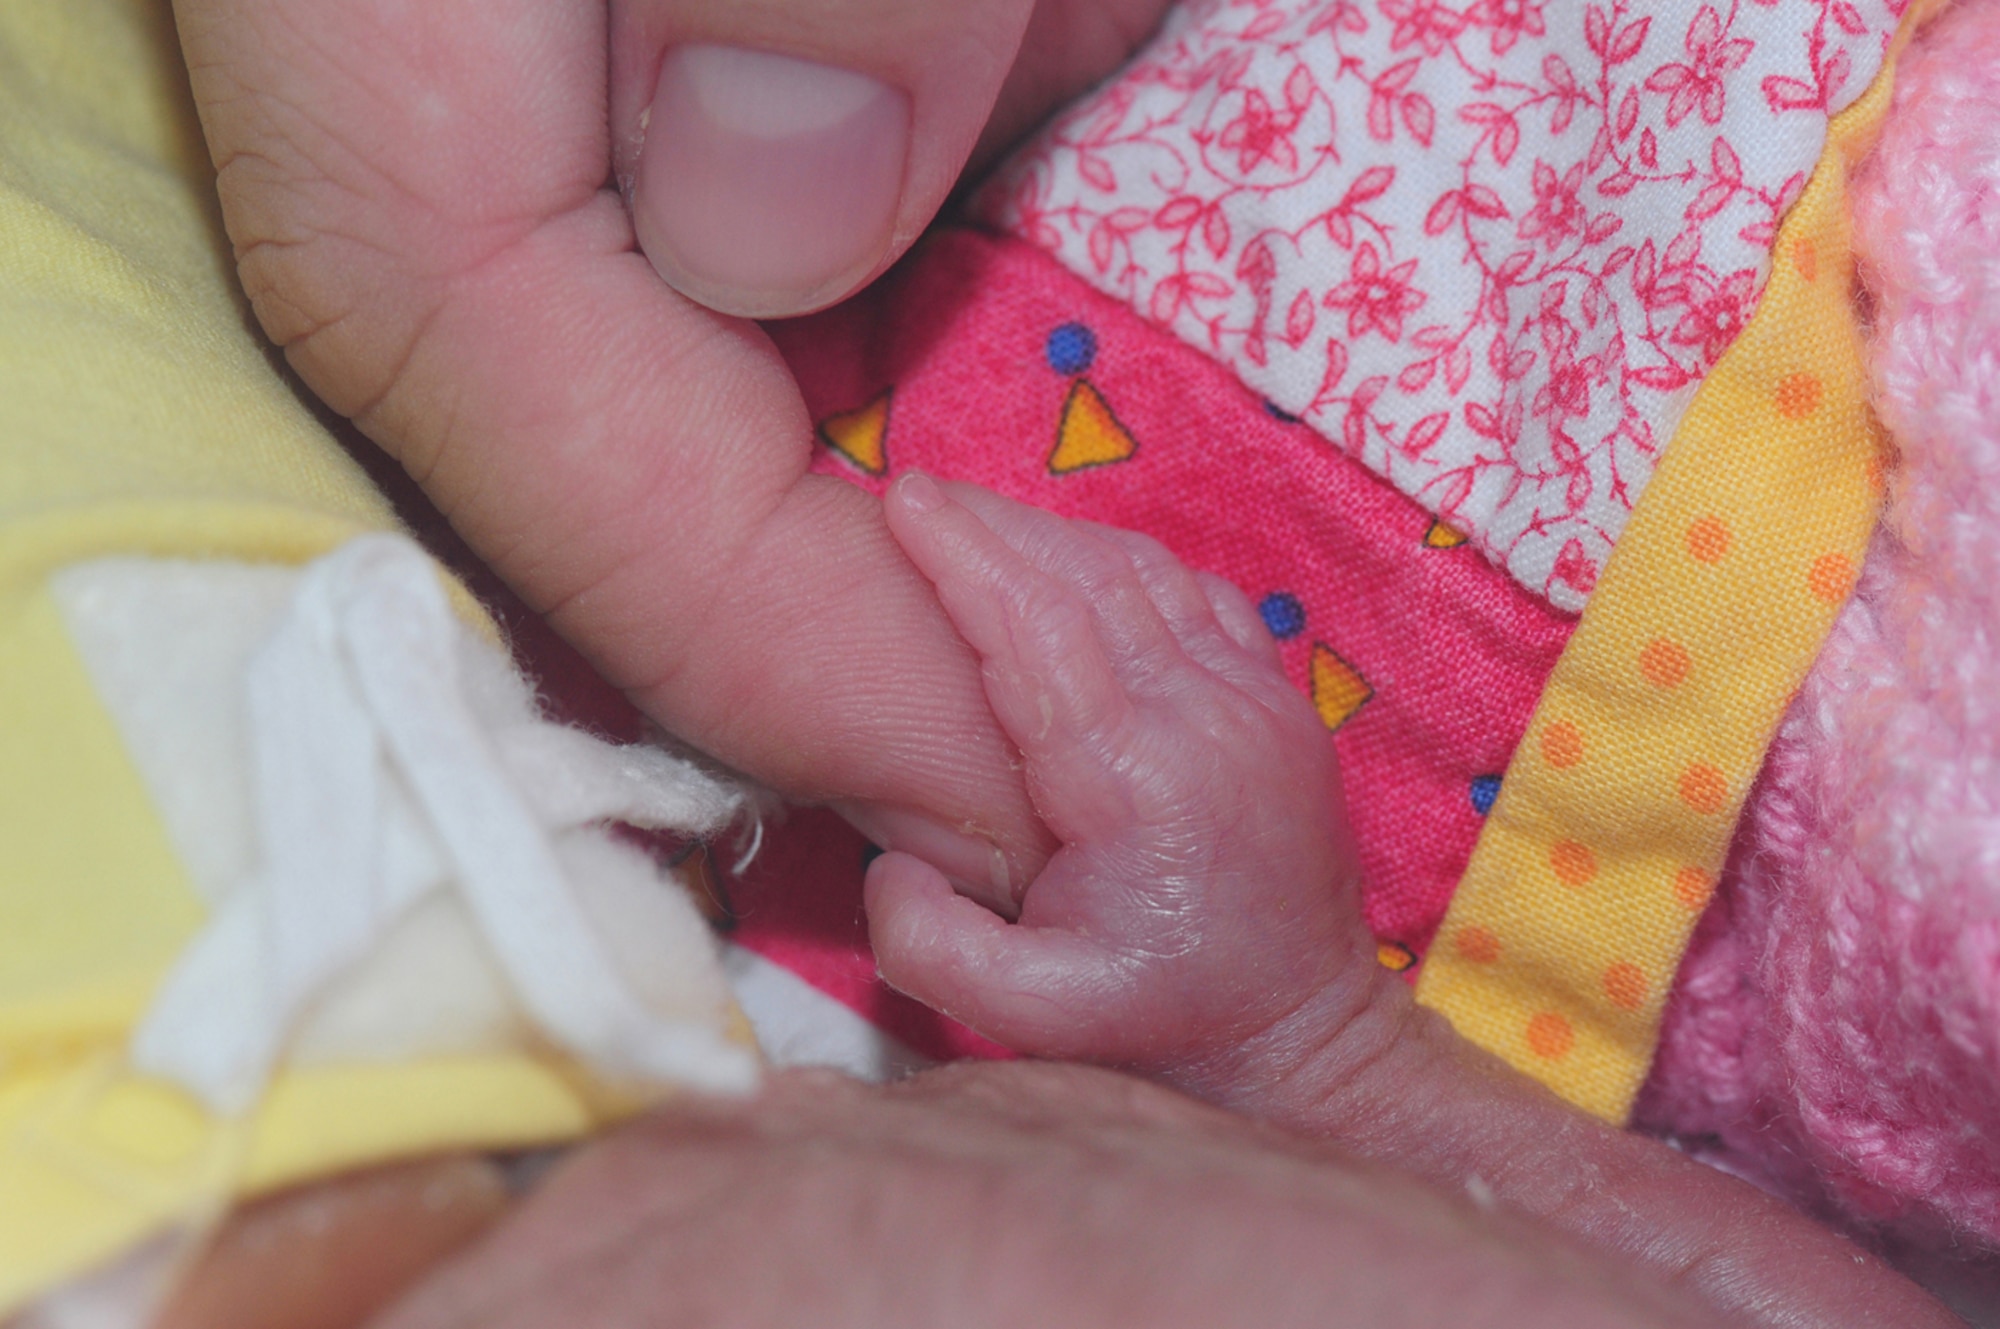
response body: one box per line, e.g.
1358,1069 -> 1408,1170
369,1064 -> 1727,1329
171,0 -> 1173,905
157,1063 -> 1956,1329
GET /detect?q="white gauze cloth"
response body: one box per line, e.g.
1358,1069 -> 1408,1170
84,535 -> 759,1114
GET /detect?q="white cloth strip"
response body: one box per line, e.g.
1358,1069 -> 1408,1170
130,535 -> 758,1114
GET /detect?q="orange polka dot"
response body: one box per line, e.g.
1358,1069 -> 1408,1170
1791,237 -> 1818,283
1685,516 -> 1731,565
1526,1012 -> 1575,1059
1550,840 -> 1597,888
1775,372 -> 1823,420
1638,639 -> 1691,689
1865,453 -> 1887,491
1673,866 -> 1715,911
1603,962 -> 1648,1011
1678,763 -> 1728,815
1455,926 -> 1501,964
1808,552 -> 1856,604
1541,721 -> 1584,769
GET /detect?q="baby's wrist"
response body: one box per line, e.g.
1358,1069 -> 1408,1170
1151,938 -> 1419,1123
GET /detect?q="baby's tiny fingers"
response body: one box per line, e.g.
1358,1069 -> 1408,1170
865,850 -> 1143,1061
941,486 -> 1198,692
884,475 -> 1144,833
1082,522 -> 1279,676
1195,571 -> 1284,668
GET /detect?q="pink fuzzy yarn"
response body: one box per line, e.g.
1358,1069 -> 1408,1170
1637,0 -> 2000,1249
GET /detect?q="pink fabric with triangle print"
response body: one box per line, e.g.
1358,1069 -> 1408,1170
725,228 -> 1572,1048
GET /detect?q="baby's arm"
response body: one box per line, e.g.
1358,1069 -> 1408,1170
871,474 -> 1955,1329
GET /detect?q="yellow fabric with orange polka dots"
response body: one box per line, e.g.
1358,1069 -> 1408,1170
1413,18 -> 1931,1124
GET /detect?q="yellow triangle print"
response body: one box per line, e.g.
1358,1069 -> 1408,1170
818,391 -> 891,476
1423,519 -> 1468,549
1309,642 -> 1372,732
1049,380 -> 1138,475
1376,940 -> 1417,973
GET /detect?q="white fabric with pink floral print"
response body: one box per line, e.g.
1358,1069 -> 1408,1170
976,0 -> 1903,610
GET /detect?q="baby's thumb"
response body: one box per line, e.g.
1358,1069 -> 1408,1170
611,0 -> 1039,319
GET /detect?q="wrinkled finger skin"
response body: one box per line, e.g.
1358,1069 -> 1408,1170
370,1065 -> 1726,1329
868,476 -> 1369,1067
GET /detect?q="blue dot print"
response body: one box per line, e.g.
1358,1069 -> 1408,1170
1469,774 -> 1502,817
1045,322 -> 1098,376
1258,592 -> 1306,640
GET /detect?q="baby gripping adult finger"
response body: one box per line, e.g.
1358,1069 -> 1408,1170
883,473 -> 1152,845
864,849 -> 1148,1057
879,477 -> 1368,1071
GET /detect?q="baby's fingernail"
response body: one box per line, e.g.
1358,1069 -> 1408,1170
633,45 -> 909,319
835,802 -> 1018,916
895,471 -> 945,514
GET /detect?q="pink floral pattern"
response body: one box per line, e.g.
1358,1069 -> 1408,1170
976,0 -> 1903,609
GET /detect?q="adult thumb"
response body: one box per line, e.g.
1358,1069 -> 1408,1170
611,0 -> 1038,319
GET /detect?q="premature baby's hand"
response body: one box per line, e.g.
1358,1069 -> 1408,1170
870,474 -> 1379,1082
868,476 -> 1962,1329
